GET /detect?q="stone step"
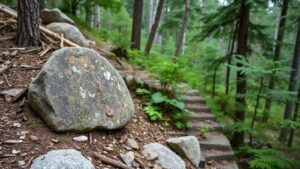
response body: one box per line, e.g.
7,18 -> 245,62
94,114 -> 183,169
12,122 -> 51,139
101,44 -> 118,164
202,161 -> 239,169
203,149 -> 236,161
183,90 -> 200,96
185,104 -> 211,113
183,95 -> 206,104
191,121 -> 224,132
199,134 -> 232,151
188,113 -> 216,122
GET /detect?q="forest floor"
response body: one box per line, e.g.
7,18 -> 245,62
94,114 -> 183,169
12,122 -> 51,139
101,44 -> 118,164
0,37 -> 200,169
0,10 -> 211,168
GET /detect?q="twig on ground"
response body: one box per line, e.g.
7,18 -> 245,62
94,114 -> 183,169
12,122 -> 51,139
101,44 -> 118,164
89,132 -> 93,145
25,156 -> 35,169
39,45 -> 52,57
3,73 -> 11,87
93,152 -> 133,169
60,34 -> 64,48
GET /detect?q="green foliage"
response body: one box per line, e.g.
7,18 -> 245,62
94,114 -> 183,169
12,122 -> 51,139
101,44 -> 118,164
28,117 -> 39,129
199,126 -> 210,139
136,88 -> 151,96
280,119 -> 300,130
144,103 -> 164,121
173,112 -> 193,129
239,146 -> 299,169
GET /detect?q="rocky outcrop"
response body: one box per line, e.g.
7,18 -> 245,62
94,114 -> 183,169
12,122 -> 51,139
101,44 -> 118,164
167,136 -> 201,167
28,47 -> 134,132
142,143 -> 186,169
46,22 -> 91,47
41,8 -> 75,25
30,149 -> 94,169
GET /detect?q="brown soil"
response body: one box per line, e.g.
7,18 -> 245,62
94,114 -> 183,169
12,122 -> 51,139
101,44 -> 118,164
0,22 -> 196,168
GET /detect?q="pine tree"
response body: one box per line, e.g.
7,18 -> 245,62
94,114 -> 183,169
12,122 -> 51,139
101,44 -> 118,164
16,0 -> 41,47
263,0 -> 289,122
279,20 -> 300,142
144,0 -> 164,55
131,0 -> 143,50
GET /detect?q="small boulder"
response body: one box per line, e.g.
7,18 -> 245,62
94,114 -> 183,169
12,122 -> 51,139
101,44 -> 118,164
142,143 -> 186,169
30,149 -> 94,169
28,47 -> 134,132
46,22 -> 91,47
73,136 -> 88,143
127,138 -> 139,150
167,136 -> 201,167
120,151 -> 135,167
41,8 -> 74,25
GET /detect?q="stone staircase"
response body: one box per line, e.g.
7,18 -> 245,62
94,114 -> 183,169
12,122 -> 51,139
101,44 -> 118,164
113,65 -> 238,169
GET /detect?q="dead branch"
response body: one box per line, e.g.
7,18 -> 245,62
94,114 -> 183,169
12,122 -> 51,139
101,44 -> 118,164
39,45 -> 52,57
0,36 -> 14,42
93,152 -> 133,169
60,34 -> 64,48
3,73 -> 11,87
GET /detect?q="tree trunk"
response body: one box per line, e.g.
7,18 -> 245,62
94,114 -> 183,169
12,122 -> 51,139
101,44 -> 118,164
249,77 -> 264,146
174,0 -> 190,58
16,0 -> 41,47
225,22 -> 238,95
288,86 -> 300,147
263,0 -> 289,122
144,0 -> 164,55
71,0 -> 78,16
84,1 -> 92,27
211,67 -> 218,98
232,0 -> 250,147
131,0 -> 143,50
279,21 -> 300,142
94,5 -> 101,30
147,0 -> 153,36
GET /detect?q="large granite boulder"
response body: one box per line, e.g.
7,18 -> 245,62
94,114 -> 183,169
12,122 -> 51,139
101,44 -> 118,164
28,47 -> 134,132
41,8 -> 75,25
46,22 -> 90,47
142,143 -> 186,169
167,136 -> 201,167
30,149 -> 94,169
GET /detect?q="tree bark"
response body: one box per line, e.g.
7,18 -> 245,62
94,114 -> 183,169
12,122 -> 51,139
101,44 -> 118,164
85,1 -> 92,27
144,0 -> 164,55
94,5 -> 101,30
174,0 -> 190,58
279,21 -> 300,142
288,86 -> 300,147
16,0 -> 41,47
39,0 -> 45,10
225,22 -> 238,95
131,0 -> 143,50
249,77 -> 264,145
147,0 -> 153,36
232,0 -> 250,147
263,0 -> 289,122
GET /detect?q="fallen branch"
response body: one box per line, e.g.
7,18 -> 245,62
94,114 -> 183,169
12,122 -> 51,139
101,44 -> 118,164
0,36 -> 14,42
60,33 -> 64,48
39,45 -> 53,57
25,156 -> 35,169
93,152 -> 133,169
3,73 -> 11,87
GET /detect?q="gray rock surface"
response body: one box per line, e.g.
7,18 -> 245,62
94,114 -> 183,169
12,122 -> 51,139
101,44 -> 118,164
46,22 -> 90,47
41,8 -> 74,25
167,136 -> 201,167
28,47 -> 134,132
30,149 -> 94,169
142,143 -> 186,169
120,151 -> 135,167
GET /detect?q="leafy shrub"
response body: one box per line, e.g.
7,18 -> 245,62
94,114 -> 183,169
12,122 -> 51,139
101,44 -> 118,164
238,146 -> 299,169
